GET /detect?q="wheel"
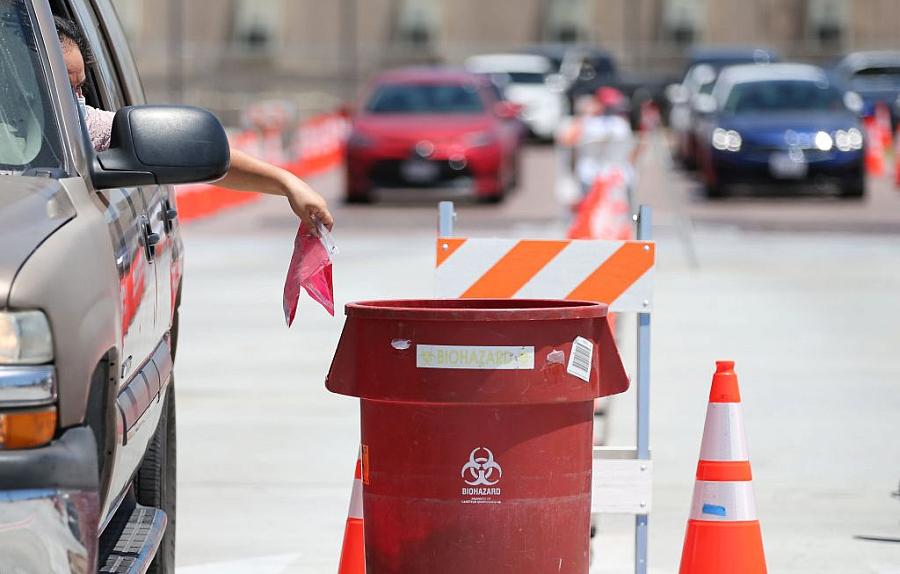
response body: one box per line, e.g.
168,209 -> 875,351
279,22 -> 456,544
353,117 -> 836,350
135,382 -> 176,573
704,181 -> 727,199
344,192 -> 371,204
839,172 -> 865,200
478,192 -> 504,204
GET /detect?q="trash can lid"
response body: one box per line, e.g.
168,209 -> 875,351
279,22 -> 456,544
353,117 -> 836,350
345,299 -> 609,322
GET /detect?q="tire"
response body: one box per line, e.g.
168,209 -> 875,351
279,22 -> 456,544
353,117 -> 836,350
135,382 -> 176,573
478,193 -> 504,205
704,181 -> 727,200
344,193 -> 371,204
839,172 -> 865,200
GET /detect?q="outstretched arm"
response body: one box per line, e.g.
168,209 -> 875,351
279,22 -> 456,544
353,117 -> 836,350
218,149 -> 334,232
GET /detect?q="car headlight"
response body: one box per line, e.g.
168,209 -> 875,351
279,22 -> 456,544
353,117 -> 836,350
0,311 -> 53,365
834,128 -> 864,152
466,131 -> 495,148
712,128 -> 742,152
814,131 -> 833,151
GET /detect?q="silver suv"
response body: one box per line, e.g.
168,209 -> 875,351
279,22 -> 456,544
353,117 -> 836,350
0,1 -> 229,572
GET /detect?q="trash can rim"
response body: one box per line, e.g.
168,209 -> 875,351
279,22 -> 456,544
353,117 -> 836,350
345,298 -> 609,321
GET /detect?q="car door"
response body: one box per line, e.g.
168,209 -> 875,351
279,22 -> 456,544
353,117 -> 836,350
65,0 -> 164,521
87,0 -> 181,335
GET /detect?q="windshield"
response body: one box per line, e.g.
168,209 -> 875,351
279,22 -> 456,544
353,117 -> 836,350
850,66 -> 900,90
366,83 -> 486,114
0,0 -> 64,174
507,72 -> 546,84
723,80 -> 845,114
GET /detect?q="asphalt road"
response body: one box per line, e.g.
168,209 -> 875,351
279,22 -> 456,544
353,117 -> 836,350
174,133 -> 900,573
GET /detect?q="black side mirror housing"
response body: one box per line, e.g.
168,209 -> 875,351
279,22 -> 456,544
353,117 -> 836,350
91,105 -> 230,189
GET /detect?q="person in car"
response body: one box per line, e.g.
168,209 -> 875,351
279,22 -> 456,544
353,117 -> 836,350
54,17 -> 333,232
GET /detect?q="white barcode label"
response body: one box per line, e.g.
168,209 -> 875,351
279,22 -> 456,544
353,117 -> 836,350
567,336 -> 593,382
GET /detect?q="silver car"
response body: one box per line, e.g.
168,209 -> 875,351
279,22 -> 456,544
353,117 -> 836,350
0,0 -> 228,572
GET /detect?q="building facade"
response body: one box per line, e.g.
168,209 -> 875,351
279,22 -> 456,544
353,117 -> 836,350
110,0 -> 900,119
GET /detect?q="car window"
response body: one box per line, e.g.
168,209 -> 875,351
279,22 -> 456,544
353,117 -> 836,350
723,80 -> 845,114
850,66 -> 900,90
366,83 -> 486,114
698,80 -> 716,95
507,72 -> 545,85
0,0 -> 64,173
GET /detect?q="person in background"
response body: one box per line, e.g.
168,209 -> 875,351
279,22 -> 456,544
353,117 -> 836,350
54,16 -> 333,233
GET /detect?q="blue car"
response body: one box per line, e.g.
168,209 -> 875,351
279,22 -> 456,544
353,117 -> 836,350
694,64 -> 865,199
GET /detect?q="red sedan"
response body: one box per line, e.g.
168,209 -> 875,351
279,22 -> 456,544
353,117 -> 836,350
345,67 -> 522,203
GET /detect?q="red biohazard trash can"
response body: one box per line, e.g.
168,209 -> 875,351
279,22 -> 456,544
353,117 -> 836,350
326,299 -> 629,573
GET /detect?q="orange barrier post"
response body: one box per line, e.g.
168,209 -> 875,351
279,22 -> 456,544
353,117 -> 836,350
337,452 -> 366,574
679,361 -> 767,574
864,116 -> 886,177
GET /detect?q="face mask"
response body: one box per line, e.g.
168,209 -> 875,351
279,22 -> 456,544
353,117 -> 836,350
76,95 -> 87,119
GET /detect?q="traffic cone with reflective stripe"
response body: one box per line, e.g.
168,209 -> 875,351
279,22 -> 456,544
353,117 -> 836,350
875,102 -> 893,149
894,123 -> 900,188
864,116 -> 885,177
679,361 -> 767,574
337,453 -> 365,574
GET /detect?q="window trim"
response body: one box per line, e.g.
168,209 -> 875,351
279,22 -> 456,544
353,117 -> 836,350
17,0 -> 75,175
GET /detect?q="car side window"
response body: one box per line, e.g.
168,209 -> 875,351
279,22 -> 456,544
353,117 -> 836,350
64,3 -> 125,111
0,0 -> 65,173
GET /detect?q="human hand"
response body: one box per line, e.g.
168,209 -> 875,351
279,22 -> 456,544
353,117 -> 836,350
282,174 -> 334,234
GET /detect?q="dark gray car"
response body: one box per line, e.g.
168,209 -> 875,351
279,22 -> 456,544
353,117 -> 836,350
0,1 -> 228,572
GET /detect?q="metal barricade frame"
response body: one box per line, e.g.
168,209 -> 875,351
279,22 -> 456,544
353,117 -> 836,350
436,201 -> 653,574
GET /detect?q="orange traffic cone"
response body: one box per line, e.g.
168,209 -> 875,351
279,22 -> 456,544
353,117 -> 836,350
864,116 -> 885,177
566,170 -> 632,241
875,102 -> 893,150
894,124 -> 900,188
337,452 -> 366,574
679,361 -> 767,574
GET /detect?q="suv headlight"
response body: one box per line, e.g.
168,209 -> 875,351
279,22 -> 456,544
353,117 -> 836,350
0,311 -> 56,449
834,128 -> 863,152
712,128 -> 742,152
0,311 -> 53,365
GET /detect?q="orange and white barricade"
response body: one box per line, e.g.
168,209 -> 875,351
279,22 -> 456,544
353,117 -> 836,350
436,201 -> 655,573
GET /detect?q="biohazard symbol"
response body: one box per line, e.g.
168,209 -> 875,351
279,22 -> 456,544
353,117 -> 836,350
461,447 -> 502,486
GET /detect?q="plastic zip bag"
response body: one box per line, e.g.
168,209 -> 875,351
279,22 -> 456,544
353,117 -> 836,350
283,220 -> 338,326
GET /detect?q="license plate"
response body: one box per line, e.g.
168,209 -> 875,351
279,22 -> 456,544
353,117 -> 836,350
401,160 -> 439,184
769,152 -> 807,179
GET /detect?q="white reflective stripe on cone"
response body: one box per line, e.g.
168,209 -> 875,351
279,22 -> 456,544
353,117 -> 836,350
348,478 -> 364,520
699,402 -> 749,462
689,481 -> 757,522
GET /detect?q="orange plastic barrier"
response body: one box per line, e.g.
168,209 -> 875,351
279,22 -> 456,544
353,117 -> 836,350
175,113 -> 348,223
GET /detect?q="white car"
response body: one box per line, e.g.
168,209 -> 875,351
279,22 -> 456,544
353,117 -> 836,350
466,53 -> 567,140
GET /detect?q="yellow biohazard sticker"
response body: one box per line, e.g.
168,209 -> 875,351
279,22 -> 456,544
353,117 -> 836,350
416,345 -> 534,370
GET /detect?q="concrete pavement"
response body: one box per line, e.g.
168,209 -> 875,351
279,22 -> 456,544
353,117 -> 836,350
173,141 -> 900,572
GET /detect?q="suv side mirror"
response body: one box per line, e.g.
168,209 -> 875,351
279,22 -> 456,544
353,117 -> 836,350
91,105 -> 230,189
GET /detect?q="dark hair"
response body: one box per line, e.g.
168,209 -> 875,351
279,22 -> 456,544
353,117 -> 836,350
53,16 -> 94,64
